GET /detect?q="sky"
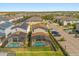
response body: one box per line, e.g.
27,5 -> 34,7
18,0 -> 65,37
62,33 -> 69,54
0,3 -> 79,11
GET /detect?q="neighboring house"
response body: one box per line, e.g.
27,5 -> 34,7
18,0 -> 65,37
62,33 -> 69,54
55,16 -> 79,26
75,23 -> 79,37
0,15 -> 9,22
76,23 -> 79,31
26,16 -> 43,23
0,21 -> 14,46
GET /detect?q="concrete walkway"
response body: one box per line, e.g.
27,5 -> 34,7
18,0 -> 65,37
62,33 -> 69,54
48,23 -> 79,56
0,52 -> 8,56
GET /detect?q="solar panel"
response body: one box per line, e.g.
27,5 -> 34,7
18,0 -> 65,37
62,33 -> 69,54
19,22 -> 28,30
0,22 -> 13,30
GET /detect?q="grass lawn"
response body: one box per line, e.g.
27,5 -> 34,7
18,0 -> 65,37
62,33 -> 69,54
16,51 -> 64,56
15,47 -> 64,56
28,46 -> 51,51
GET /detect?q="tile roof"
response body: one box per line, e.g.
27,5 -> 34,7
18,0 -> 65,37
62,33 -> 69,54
26,16 -> 43,22
32,23 -> 48,30
55,16 -> 79,21
32,32 -> 48,37
0,16 -> 9,21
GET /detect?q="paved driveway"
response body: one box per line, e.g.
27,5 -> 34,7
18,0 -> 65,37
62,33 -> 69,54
48,23 -> 79,56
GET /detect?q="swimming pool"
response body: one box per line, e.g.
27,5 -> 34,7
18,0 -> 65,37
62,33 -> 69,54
6,42 -> 22,48
34,42 -> 46,47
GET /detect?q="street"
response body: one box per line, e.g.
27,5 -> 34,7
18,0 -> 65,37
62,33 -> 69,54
48,23 -> 79,56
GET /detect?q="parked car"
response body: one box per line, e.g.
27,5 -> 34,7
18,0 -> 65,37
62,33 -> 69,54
51,30 -> 61,37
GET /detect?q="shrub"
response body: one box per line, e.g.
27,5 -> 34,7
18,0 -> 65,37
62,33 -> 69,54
60,37 -> 65,41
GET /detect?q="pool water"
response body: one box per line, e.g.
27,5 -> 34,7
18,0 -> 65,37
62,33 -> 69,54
34,42 -> 46,47
6,43 -> 21,48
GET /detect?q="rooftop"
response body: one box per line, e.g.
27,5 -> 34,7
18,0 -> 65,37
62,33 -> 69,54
32,32 -> 48,37
32,23 -> 48,30
26,16 -> 43,22
0,21 -> 13,30
0,15 -> 9,21
12,22 -> 28,30
55,16 -> 79,21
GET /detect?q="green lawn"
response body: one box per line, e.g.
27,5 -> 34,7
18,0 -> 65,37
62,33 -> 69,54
28,46 -> 51,51
16,46 -> 64,56
16,51 -> 64,56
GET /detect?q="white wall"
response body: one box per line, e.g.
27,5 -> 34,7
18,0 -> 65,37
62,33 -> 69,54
5,25 -> 15,38
11,27 -> 27,34
27,25 -> 30,33
63,20 -> 79,26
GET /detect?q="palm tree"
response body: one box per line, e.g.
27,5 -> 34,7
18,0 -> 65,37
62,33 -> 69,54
27,25 -> 32,47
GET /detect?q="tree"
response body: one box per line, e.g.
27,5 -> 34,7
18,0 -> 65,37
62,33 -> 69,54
27,25 -> 32,47
42,14 -> 54,21
23,16 -> 30,19
60,37 -> 65,41
72,23 -> 76,29
27,31 -> 32,47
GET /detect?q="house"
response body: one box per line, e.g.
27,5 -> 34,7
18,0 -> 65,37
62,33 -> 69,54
31,32 -> 50,47
55,16 -> 79,26
5,32 -> 27,48
75,23 -> 79,37
26,16 -> 43,23
0,21 -> 14,46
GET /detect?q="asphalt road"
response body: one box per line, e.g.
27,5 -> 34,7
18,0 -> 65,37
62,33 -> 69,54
48,23 -> 79,56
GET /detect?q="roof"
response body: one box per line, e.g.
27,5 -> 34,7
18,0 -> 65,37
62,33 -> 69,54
32,32 -> 49,37
63,17 -> 79,21
32,23 -> 48,30
76,23 -> 79,30
9,32 -> 27,40
33,28 -> 48,33
55,16 -> 79,21
0,32 -> 5,37
32,32 -> 50,40
12,22 -> 28,30
0,21 -> 13,30
26,16 -> 43,22
0,16 -> 9,21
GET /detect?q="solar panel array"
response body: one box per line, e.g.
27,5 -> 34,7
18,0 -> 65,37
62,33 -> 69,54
19,22 -> 28,30
11,22 -> 28,30
0,22 -> 13,30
